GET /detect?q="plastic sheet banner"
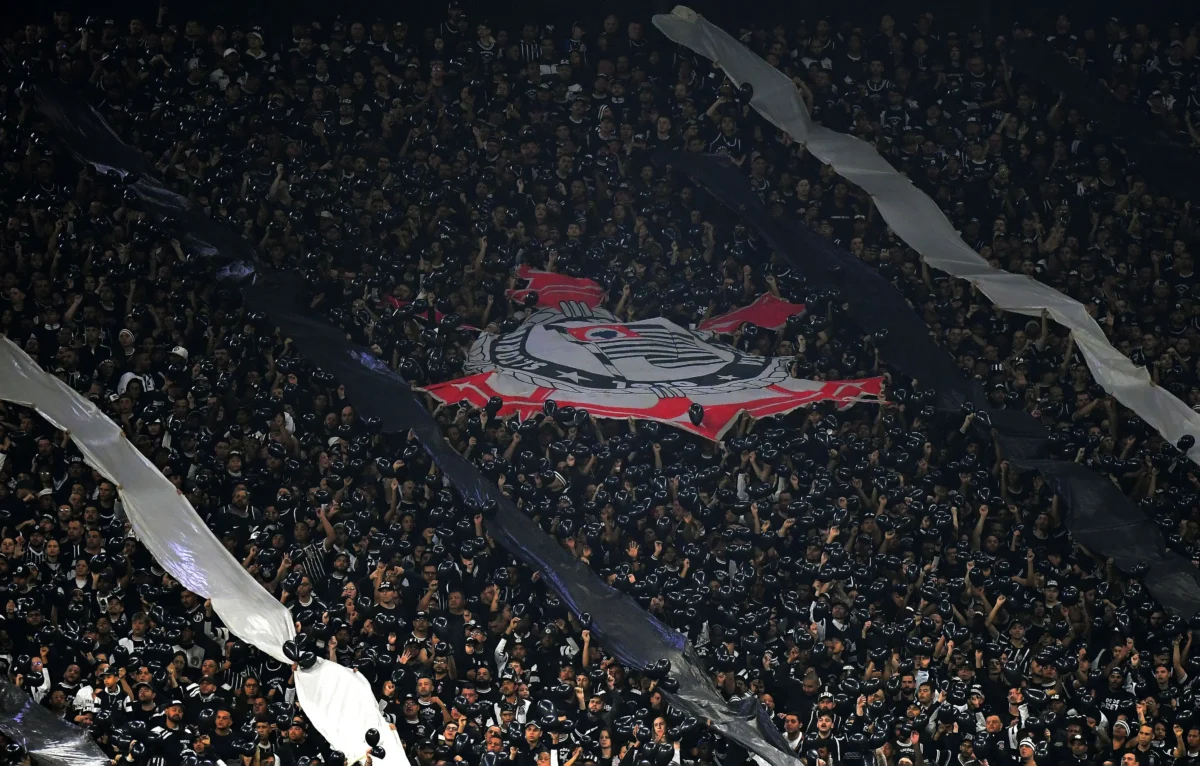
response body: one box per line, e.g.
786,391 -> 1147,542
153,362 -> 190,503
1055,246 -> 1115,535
0,679 -> 109,766
32,77 -> 257,282
26,78 -> 405,766
1017,461 -> 1200,617
0,340 -> 404,766
244,276 -> 806,766
247,276 -> 434,435
30,67 -> 793,765
421,304 -> 882,440
652,6 -> 1200,467
672,151 -> 1200,616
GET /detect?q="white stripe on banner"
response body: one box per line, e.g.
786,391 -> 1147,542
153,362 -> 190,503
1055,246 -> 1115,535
0,338 -> 407,766
653,7 -> 1200,465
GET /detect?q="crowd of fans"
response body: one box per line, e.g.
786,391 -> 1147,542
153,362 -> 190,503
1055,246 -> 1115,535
1,5 -> 1200,766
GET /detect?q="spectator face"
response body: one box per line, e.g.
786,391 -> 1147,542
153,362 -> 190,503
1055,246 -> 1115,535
1138,727 -> 1152,747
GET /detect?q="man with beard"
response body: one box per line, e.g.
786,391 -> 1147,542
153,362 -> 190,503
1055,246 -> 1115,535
492,670 -> 532,724
431,650 -> 458,699
1095,667 -> 1135,720
127,682 -> 160,725
147,698 -> 192,766
275,719 -> 323,766
394,695 -> 427,744
574,690 -> 608,742
184,676 -> 230,725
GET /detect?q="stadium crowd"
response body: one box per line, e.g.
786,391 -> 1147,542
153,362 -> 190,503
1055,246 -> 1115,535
1,5 -> 1200,766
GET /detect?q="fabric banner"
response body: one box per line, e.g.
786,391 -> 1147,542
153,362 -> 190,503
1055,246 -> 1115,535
0,679 -> 109,766
663,152 -> 975,412
245,279 -> 807,766
507,266 -> 607,309
698,293 -> 806,334
29,66 -> 803,766
422,305 -> 882,440
0,338 -> 406,766
28,74 -> 407,766
669,151 -> 1200,616
652,6 -> 1200,467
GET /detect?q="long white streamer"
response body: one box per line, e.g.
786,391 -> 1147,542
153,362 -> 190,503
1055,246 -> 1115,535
653,7 -> 1200,464
0,338 -> 406,766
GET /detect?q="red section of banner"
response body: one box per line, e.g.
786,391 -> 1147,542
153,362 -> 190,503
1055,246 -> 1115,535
698,293 -> 806,334
507,266 -> 607,309
422,372 -> 883,441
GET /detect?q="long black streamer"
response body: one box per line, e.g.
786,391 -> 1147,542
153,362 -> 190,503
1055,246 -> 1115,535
666,151 -> 1200,618
32,80 -> 802,766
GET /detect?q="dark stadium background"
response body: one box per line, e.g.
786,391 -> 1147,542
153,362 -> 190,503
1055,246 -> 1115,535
17,0 -> 1198,46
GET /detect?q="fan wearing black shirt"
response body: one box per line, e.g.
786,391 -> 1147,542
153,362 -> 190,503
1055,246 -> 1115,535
879,89 -> 914,137
208,709 -> 241,762
440,2 -> 468,51
126,681 -> 160,725
468,21 -> 499,66
1093,667 -> 1135,720
706,114 -> 746,164
963,56 -> 993,107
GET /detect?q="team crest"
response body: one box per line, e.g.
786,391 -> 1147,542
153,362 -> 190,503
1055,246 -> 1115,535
425,306 -> 882,440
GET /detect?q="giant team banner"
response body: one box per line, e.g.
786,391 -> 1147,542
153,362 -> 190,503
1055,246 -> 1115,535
422,304 -> 882,439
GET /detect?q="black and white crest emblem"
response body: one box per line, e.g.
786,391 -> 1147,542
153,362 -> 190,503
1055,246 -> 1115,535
466,306 -> 788,396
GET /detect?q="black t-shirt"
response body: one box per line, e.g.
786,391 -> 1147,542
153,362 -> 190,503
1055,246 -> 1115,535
209,730 -> 242,762
1093,684 -> 1134,718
